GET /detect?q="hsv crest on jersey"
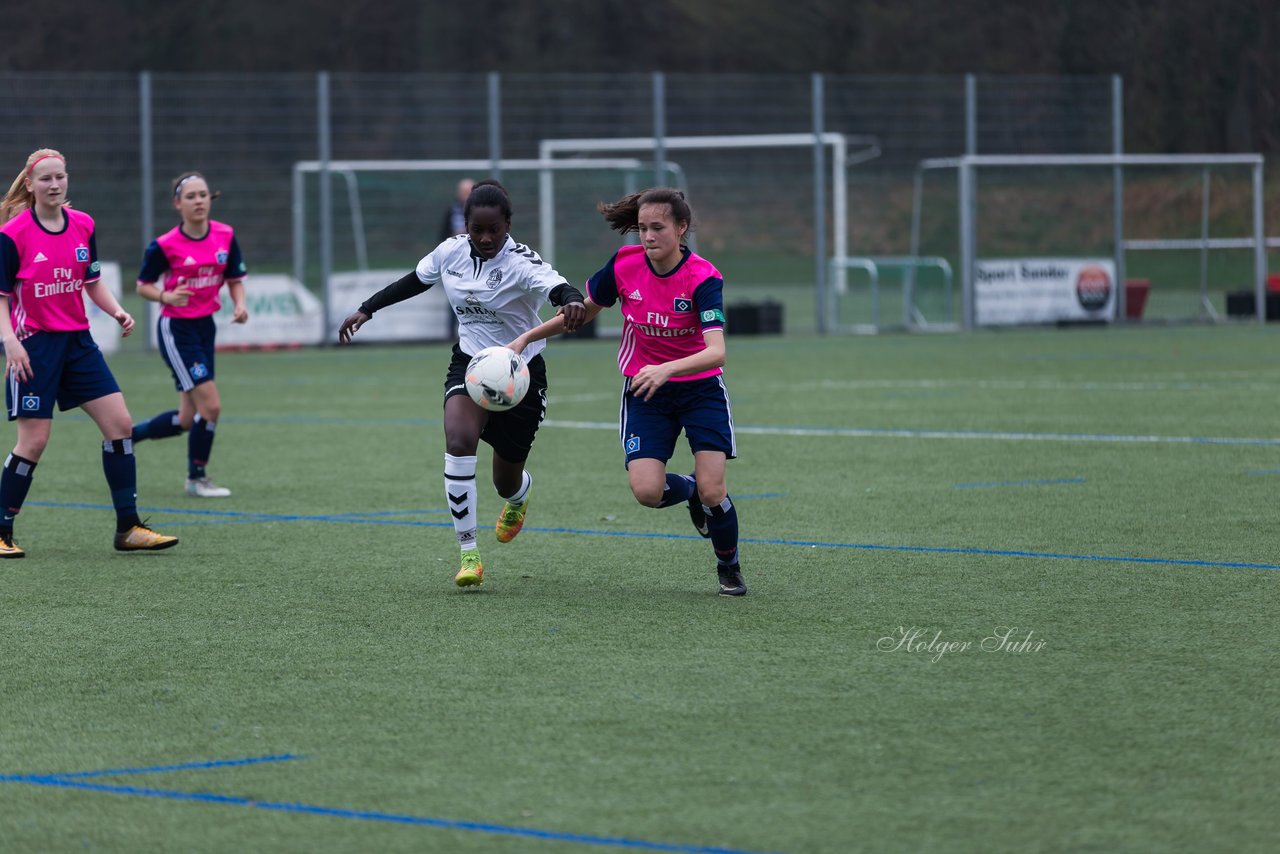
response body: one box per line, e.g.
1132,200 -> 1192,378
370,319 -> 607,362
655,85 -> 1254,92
75,247 -> 89,262
486,269 -> 503,289
674,297 -> 692,312
216,250 -> 229,264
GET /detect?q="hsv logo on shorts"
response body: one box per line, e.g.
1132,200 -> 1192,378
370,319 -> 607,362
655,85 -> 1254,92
626,436 -> 641,453
21,395 -> 40,411
190,362 -> 209,379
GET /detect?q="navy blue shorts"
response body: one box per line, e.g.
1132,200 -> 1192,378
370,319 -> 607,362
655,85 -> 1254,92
6,330 -> 121,420
158,314 -> 217,391
619,374 -> 737,468
444,344 -> 548,464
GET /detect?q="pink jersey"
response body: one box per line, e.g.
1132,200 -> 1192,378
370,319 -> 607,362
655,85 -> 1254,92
586,245 -> 726,380
0,207 -> 101,338
137,220 -> 246,319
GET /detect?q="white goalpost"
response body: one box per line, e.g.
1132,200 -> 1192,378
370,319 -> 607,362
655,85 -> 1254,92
538,132 -> 882,293
908,153 -> 1268,330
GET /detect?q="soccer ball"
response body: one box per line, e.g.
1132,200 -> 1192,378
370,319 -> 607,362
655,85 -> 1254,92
464,346 -> 530,412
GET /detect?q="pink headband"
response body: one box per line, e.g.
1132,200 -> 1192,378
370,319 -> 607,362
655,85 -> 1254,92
28,153 -> 64,174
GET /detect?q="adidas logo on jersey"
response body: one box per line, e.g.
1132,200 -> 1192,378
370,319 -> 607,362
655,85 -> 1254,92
33,252 -> 47,262
184,256 -> 198,266
627,289 -> 643,301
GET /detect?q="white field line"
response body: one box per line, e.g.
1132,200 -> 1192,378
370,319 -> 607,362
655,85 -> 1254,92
542,420 -> 1280,445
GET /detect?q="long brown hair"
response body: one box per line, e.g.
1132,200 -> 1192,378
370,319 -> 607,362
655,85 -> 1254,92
0,148 -> 67,225
597,187 -> 694,238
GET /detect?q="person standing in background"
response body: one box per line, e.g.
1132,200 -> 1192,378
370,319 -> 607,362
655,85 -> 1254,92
438,177 -> 474,242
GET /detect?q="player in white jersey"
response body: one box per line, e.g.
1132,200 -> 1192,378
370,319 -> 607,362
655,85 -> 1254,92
338,180 -> 587,587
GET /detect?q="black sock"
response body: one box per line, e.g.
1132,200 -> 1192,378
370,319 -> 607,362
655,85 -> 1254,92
102,439 -> 141,532
705,496 -> 739,566
0,452 -> 38,534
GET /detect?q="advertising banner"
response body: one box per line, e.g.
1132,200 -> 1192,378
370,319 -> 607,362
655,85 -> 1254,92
976,259 -> 1116,326
148,274 -> 326,349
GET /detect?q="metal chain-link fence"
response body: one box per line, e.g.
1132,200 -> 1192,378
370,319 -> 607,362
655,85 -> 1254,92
22,70 -> 1268,334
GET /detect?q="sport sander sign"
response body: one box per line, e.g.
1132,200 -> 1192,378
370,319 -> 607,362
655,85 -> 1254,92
976,259 -> 1116,326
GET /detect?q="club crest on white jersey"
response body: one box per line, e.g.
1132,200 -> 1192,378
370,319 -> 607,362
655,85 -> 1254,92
415,234 -> 567,360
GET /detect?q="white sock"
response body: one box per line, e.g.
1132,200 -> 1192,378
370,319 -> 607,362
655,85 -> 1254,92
444,453 -> 478,551
501,470 -> 532,506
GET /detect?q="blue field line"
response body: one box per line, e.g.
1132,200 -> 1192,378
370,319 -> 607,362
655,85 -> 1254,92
0,770 -> 773,854
955,477 -> 1086,489
724,536 -> 1280,571
50,753 -> 304,779
27,501 -> 1280,571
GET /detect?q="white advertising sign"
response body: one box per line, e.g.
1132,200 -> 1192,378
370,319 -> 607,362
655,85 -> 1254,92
148,274 -> 325,348
87,261 -> 123,354
326,271 -> 454,343
976,258 -> 1117,326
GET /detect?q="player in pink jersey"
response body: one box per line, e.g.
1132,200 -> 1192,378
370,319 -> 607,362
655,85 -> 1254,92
0,148 -> 178,558
512,187 -> 745,596
130,172 -> 248,498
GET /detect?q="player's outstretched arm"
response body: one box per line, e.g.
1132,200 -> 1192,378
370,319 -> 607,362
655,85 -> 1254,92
338,270 -> 431,344
509,298 -> 603,355
337,310 -> 370,344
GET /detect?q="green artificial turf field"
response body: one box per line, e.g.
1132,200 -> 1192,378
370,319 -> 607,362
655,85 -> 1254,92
1,323 -> 1277,853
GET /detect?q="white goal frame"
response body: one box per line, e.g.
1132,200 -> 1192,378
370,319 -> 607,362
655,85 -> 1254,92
539,133 -> 882,299
909,153 -> 1267,329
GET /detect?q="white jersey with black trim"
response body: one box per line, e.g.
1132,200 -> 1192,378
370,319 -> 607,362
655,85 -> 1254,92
416,234 -> 566,359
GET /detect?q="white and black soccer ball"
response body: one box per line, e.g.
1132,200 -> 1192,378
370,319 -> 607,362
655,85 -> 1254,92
464,346 -> 530,412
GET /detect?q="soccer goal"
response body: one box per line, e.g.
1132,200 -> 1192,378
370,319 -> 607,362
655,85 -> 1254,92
539,133 -> 882,324
900,153 -> 1268,330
